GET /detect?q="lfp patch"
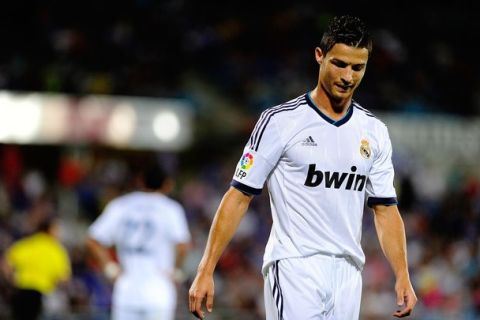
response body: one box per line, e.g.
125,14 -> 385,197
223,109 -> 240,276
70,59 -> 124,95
240,152 -> 254,170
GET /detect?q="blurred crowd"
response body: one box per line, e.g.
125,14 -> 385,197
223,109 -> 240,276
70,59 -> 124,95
0,1 -> 479,117
0,143 -> 479,319
0,1 -> 479,319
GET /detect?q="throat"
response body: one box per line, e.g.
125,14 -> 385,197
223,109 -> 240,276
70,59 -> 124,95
311,91 -> 351,121
313,100 -> 350,121
328,103 -> 349,120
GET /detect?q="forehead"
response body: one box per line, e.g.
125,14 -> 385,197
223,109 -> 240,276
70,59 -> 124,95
326,43 -> 369,64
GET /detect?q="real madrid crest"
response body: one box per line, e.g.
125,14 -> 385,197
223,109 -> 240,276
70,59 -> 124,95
360,139 -> 371,159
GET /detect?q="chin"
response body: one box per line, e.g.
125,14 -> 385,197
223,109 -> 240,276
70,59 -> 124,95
331,94 -> 352,108
332,91 -> 350,101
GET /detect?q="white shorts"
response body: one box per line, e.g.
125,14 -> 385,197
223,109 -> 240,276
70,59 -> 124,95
112,306 -> 174,320
264,254 -> 362,320
112,274 -> 176,320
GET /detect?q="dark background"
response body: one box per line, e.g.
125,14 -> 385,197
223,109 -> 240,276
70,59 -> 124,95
0,1 -> 479,319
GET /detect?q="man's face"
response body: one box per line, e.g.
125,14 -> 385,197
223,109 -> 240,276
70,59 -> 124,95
316,43 -> 369,102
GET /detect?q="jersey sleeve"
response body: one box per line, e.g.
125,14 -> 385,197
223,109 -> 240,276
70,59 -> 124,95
169,203 -> 191,244
366,124 -> 398,207
88,202 -> 120,246
231,111 -> 284,195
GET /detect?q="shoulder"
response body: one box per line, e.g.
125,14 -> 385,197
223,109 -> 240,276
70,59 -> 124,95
260,94 -> 309,121
118,191 -> 149,203
163,196 -> 185,213
352,100 -> 388,131
352,101 -> 392,154
102,192 -> 138,213
7,237 -> 29,253
106,194 -> 129,207
254,94 -> 309,133
250,94 -> 309,149
142,193 -> 184,214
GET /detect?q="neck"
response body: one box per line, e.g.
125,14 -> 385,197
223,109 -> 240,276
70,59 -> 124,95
310,85 -> 351,120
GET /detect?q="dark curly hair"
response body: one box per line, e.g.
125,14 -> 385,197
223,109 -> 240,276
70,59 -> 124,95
319,15 -> 372,56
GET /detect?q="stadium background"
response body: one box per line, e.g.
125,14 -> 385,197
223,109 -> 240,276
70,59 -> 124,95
0,1 -> 479,319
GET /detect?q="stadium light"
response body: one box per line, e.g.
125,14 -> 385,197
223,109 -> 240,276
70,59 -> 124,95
0,91 -> 193,150
0,93 -> 42,143
105,103 -> 137,147
152,110 -> 181,142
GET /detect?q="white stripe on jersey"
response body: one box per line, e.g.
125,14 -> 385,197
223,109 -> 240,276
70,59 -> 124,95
231,93 -> 397,272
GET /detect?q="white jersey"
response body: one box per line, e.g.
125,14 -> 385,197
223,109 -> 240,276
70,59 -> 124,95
88,191 -> 191,308
231,93 -> 397,272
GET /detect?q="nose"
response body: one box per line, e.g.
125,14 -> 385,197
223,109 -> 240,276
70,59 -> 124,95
341,68 -> 354,84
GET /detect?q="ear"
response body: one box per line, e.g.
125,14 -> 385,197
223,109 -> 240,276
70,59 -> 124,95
315,47 -> 324,65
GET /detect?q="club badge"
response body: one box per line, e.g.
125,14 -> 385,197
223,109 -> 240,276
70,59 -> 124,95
360,139 -> 371,159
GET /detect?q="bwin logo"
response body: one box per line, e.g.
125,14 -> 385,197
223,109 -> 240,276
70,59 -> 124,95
304,164 -> 367,191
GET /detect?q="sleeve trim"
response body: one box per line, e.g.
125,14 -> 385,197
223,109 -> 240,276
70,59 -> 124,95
230,180 -> 262,196
367,197 -> 397,208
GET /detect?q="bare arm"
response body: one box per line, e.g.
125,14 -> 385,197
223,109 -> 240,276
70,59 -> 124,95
172,242 -> 191,283
189,186 -> 253,319
85,238 -> 120,281
373,204 -> 417,318
175,242 -> 191,270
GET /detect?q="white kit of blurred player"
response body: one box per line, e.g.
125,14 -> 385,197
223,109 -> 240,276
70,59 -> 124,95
87,165 -> 191,320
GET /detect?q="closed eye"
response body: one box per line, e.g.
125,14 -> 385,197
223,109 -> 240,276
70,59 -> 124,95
352,64 -> 365,71
332,59 -> 348,68
331,59 -> 365,72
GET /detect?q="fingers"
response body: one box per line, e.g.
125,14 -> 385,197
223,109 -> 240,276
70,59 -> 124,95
189,273 -> 215,319
393,306 -> 411,318
392,290 -> 417,318
189,286 -> 214,319
396,291 -> 405,307
189,288 -> 205,319
206,291 -> 214,312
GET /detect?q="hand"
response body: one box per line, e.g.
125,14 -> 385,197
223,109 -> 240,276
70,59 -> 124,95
171,268 -> 187,284
103,261 -> 121,282
189,272 -> 214,319
392,275 -> 417,318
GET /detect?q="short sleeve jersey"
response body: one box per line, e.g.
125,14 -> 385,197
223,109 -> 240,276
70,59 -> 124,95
231,93 -> 397,272
88,192 -> 190,307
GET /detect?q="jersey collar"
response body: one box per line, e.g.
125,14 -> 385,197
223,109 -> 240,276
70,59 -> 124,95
305,92 -> 354,127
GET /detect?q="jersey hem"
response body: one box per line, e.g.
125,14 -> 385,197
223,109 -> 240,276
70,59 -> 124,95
262,251 -> 365,275
231,180 -> 262,195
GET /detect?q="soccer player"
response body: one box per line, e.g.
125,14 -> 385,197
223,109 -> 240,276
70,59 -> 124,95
86,164 -> 191,320
189,15 -> 417,319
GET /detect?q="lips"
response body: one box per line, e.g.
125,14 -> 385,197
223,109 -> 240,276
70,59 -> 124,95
335,83 -> 352,91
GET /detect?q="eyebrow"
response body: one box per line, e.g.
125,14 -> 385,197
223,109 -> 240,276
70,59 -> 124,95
331,58 -> 366,67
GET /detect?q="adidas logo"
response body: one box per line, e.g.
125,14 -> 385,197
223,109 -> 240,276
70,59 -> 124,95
301,136 -> 317,146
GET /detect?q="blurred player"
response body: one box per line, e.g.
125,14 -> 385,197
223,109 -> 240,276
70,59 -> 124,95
189,15 -> 417,319
2,216 -> 71,320
86,164 -> 191,320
